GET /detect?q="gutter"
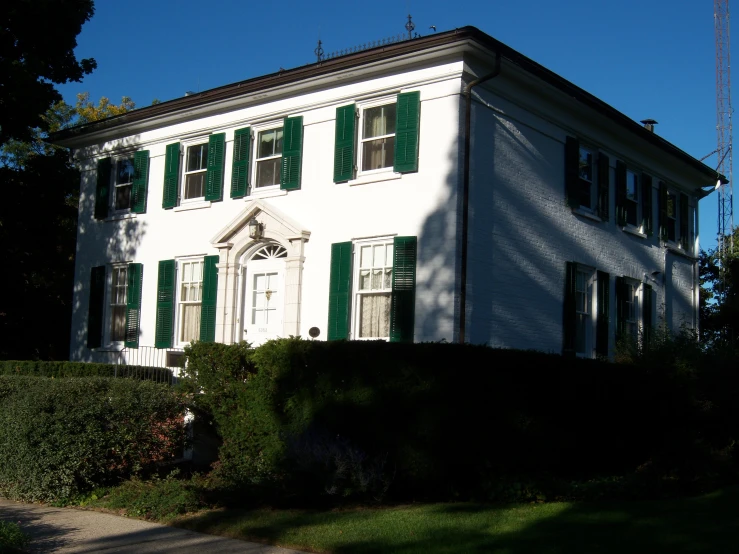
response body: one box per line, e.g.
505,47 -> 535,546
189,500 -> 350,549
459,51 -> 501,344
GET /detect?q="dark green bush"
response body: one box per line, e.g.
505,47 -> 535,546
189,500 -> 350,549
0,520 -> 31,552
0,360 -> 173,383
0,376 -> 186,502
182,338 -> 739,503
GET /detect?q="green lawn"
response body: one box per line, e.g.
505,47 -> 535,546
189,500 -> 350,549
171,487 -> 739,553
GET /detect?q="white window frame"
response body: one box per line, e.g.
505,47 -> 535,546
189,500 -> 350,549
175,256 -> 205,348
105,263 -> 129,347
577,145 -> 596,212
351,237 -> 394,341
357,96 -> 397,178
575,265 -> 596,358
180,138 -> 209,204
251,121 -> 283,192
111,156 -> 135,213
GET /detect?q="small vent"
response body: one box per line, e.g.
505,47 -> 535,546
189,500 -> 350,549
166,351 -> 186,368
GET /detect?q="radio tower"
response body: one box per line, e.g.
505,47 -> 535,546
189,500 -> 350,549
715,0 -> 735,294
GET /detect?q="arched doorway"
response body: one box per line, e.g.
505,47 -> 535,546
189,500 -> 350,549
239,243 -> 288,345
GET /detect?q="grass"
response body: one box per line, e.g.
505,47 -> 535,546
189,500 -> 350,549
0,520 -> 30,553
169,487 -> 739,553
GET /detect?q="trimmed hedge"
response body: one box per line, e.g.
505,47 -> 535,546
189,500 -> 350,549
0,376 -> 186,502
183,339 -> 739,502
0,360 -> 173,383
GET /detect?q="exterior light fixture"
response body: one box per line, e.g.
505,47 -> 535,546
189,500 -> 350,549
248,217 -> 263,240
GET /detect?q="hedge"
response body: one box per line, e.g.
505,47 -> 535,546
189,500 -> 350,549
0,360 -> 173,383
0,376 -> 186,502
182,339 -> 739,502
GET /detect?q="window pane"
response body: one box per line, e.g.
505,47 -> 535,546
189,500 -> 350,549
373,244 -> 385,267
384,269 -> 392,289
187,144 -> 208,172
626,171 -> 638,201
360,246 -> 372,269
362,137 -> 395,171
116,159 -> 134,185
111,305 -> 127,341
115,184 -> 131,210
359,270 -> 370,290
180,304 -> 202,343
254,274 -> 266,291
386,244 -> 394,266
359,293 -> 391,338
193,262 -> 202,282
667,193 -> 676,218
576,314 -> 587,353
258,129 -> 283,158
363,104 -> 396,138
256,159 -> 281,187
371,269 -> 383,290
578,148 -> 592,181
185,173 -> 205,199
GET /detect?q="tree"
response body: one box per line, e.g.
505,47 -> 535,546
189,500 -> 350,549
74,92 -> 135,124
1,0 -> 97,145
700,228 -> 739,344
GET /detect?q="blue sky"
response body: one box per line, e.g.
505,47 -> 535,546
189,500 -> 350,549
59,0 -> 731,251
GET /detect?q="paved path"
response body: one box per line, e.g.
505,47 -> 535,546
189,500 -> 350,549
0,498 -> 307,553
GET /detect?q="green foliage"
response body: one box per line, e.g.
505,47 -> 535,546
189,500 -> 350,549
0,376 -> 186,502
700,227 -> 739,344
0,360 -> 173,383
0,521 -> 31,553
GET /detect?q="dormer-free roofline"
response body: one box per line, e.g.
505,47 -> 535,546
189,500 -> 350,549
50,26 -> 723,184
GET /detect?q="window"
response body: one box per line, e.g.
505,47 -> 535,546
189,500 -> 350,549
328,236 -> 417,342
183,143 -> 208,201
354,240 -> 394,339
578,146 -> 594,209
622,281 -> 639,341
178,259 -> 203,344
333,92 -> 420,183
665,190 -> 677,242
360,103 -> 396,172
564,263 -> 609,358
574,268 -> 593,355
658,182 -> 690,249
255,126 -> 283,188
113,158 -> 134,211
625,169 -> 639,227
617,276 -> 651,347
109,265 -> 128,342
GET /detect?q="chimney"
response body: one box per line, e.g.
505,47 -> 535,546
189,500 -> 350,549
640,119 -> 658,133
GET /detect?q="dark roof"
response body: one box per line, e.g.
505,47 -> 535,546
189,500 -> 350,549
50,26 -> 721,182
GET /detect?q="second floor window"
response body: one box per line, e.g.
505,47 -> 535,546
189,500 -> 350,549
578,147 -> 594,209
183,143 -> 208,200
361,103 -> 396,172
255,127 -> 283,188
114,158 -> 134,211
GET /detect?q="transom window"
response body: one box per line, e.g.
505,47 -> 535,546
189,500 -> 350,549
575,268 -> 593,356
179,259 -> 203,344
110,266 -> 128,342
666,191 -> 677,242
578,146 -> 594,209
183,143 -> 208,200
255,127 -> 283,188
355,240 -> 394,339
113,158 -> 134,211
625,169 -> 639,227
361,103 -> 396,172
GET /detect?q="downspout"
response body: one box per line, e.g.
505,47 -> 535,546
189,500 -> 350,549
459,51 -> 501,344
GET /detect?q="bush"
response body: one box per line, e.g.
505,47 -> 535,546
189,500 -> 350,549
0,376 -> 187,502
0,360 -> 173,383
0,521 -> 30,553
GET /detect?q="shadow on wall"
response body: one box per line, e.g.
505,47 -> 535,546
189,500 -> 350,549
69,136 -> 147,362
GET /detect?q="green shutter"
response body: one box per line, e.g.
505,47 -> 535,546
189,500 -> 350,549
87,266 -> 106,348
205,133 -> 225,202
596,270 -> 610,357
643,284 -> 653,346
615,276 -> 626,339
231,127 -> 251,198
131,150 -> 150,214
563,261 -> 577,356
334,104 -> 356,182
163,142 -> 180,209
200,255 -> 219,343
281,116 -> 303,190
642,173 -> 653,235
597,153 -> 610,221
658,181 -> 668,241
679,193 -> 689,249
565,137 -> 579,208
95,157 -> 111,220
327,242 -> 352,340
155,259 -> 175,348
390,236 -> 417,343
124,263 -> 143,348
394,91 -> 421,173
615,160 -> 627,226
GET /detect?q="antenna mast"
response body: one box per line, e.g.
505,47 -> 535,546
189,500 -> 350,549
715,0 -> 735,294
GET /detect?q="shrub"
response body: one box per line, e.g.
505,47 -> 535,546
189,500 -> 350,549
0,377 -> 187,502
0,521 -> 30,553
0,360 -> 173,383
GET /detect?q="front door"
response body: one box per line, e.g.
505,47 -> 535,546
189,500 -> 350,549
241,245 -> 286,345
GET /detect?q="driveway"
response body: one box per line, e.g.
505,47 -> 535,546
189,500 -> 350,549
0,498 -> 307,553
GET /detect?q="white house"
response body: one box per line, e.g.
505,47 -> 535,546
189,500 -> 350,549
52,26 -> 719,365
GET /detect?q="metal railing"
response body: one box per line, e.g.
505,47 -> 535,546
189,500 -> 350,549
116,346 -> 186,384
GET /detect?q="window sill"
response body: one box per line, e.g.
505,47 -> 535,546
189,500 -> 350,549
247,187 -> 288,200
348,171 -> 402,187
664,243 -> 697,261
621,225 -> 647,239
105,212 -> 136,222
571,208 -> 602,223
174,201 -> 212,212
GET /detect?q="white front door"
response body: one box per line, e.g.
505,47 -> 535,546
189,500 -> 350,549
242,260 -> 284,345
